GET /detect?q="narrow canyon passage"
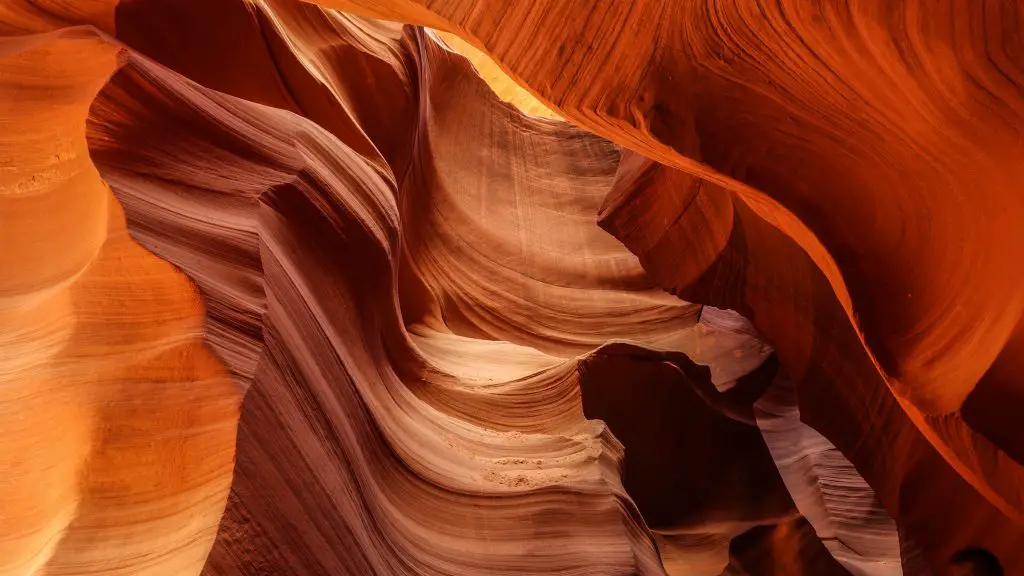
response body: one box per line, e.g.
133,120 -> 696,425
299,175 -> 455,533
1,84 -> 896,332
1,1 -> 1022,575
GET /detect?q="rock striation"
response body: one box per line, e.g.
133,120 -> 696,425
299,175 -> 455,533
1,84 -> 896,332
0,0 -> 1021,575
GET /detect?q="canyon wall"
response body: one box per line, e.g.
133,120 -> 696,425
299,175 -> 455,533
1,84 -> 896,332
1,1 -> 1021,574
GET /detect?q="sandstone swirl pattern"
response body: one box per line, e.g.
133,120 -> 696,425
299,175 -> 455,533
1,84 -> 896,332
0,1 -> 1021,575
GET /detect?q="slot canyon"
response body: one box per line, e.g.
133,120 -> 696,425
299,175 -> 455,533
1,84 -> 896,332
1,1 -> 1022,575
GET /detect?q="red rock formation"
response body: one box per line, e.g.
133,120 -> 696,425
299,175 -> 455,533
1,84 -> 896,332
317,0 -> 1024,571
0,17 -> 239,575
1,0 -> 1022,575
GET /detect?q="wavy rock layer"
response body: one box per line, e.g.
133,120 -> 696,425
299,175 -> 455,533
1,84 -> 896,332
0,0 -> 1022,575
0,23 -> 239,576
88,7 -> 785,573
316,0 -> 1024,570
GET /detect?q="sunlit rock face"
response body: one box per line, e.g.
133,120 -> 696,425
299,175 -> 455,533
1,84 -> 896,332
1,1 -> 1021,575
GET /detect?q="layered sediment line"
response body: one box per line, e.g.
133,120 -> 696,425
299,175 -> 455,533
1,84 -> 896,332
1,0 -> 1021,574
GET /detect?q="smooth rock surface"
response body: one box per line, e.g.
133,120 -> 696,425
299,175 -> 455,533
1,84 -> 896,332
1,1 -> 1021,575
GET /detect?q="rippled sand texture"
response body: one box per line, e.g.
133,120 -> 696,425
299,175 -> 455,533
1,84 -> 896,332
1,0 -> 1022,575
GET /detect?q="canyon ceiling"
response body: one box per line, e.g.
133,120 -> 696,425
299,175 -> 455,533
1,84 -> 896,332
1,1 -> 1022,575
